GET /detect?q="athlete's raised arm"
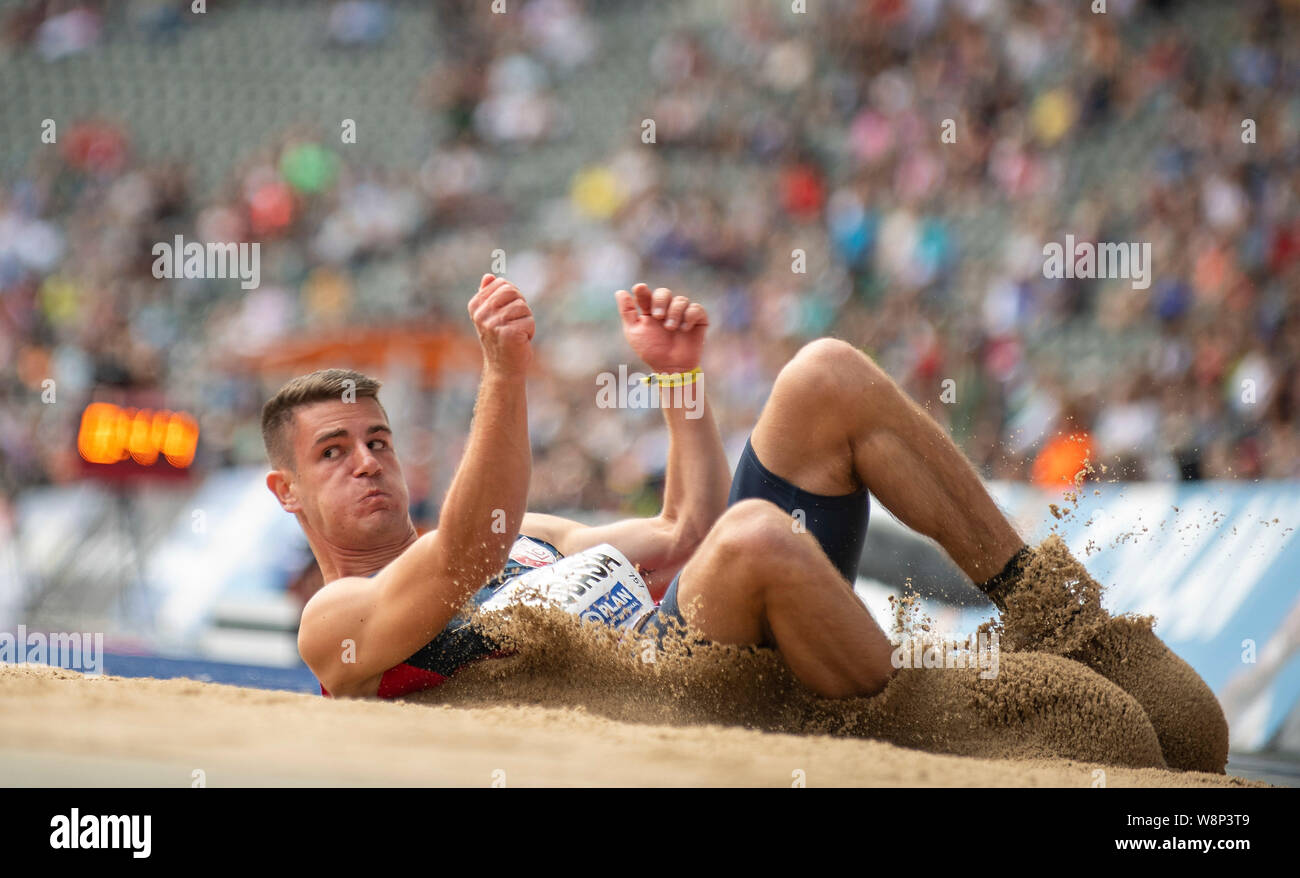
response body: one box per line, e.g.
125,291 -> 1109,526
298,274 -> 533,694
522,284 -> 729,598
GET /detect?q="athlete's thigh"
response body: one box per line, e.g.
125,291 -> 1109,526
749,344 -> 863,497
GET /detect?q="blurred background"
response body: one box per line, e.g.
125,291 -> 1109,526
0,0 -> 1297,780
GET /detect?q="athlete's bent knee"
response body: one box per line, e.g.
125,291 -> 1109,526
778,338 -> 886,404
793,338 -> 861,372
709,500 -> 799,567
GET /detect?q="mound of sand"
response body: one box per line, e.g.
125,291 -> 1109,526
0,535 -> 1241,786
429,604 -> 1159,770
430,531 -> 1229,774
986,534 -> 1231,772
0,664 -> 1258,787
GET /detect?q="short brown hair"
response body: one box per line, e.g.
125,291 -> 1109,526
261,369 -> 387,471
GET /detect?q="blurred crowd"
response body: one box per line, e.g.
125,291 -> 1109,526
2,0 -> 1299,527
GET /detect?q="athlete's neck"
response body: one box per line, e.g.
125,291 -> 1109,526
309,522 -> 420,583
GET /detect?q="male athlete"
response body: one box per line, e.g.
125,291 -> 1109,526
264,274 -> 1228,773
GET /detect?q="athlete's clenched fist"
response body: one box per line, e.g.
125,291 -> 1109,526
616,283 -> 708,374
468,273 -> 534,375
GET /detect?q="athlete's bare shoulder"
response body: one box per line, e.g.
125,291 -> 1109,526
297,575 -> 378,682
297,528 -> 449,689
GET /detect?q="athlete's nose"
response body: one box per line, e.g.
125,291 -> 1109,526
352,440 -> 383,477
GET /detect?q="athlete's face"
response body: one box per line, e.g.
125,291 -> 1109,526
271,397 -> 413,547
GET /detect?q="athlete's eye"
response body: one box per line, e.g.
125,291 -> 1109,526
369,438 -> 388,451
322,446 -> 340,460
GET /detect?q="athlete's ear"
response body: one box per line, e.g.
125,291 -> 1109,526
266,469 -> 301,514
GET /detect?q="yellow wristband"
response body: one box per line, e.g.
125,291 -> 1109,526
642,367 -> 702,388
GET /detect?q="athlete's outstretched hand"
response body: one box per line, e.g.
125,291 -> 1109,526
616,283 -> 708,374
469,273 -> 534,375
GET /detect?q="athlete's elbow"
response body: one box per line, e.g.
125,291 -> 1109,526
665,517 -> 710,567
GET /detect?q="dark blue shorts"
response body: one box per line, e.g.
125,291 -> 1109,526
637,436 -> 871,645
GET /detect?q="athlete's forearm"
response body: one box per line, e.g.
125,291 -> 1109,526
659,378 -> 729,553
378,365 -> 530,625
319,276 -> 537,692
431,366 -> 531,594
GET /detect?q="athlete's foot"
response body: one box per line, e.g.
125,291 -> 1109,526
992,535 -> 1111,656
987,535 -> 1229,774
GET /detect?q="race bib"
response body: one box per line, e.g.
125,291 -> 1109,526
480,543 -> 654,632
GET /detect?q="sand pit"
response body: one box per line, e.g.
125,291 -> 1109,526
0,661 -> 1256,788
0,535 -> 1252,787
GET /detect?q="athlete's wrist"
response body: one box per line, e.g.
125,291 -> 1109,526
642,360 -> 701,376
481,359 -> 529,384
